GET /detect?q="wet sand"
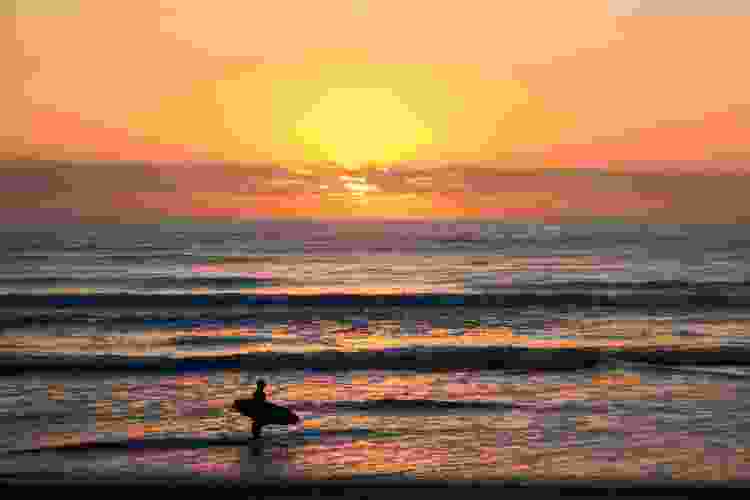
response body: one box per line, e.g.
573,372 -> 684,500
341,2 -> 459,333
3,474 -> 750,499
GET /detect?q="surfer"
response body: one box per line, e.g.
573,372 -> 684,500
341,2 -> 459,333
232,378 -> 299,440
253,378 -> 267,403
250,379 -> 267,438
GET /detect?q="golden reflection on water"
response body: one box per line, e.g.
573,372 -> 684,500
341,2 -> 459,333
553,318 -> 749,351
25,367 -> 750,480
276,371 -> 733,405
287,414 -> 750,480
9,305 -> 749,481
2,316 -> 748,358
251,285 -> 464,295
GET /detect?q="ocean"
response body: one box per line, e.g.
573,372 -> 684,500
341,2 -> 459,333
2,220 -> 750,483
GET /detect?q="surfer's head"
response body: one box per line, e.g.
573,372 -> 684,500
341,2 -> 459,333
256,379 -> 266,389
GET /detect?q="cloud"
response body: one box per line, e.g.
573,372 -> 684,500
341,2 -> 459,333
610,0 -> 750,16
543,108 -> 750,166
8,0 -> 81,16
0,159 -> 177,207
3,157 -> 750,223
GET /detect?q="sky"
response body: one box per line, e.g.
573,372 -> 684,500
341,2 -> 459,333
3,0 -> 750,222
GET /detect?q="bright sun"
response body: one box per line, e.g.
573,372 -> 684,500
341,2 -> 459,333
294,87 -> 433,169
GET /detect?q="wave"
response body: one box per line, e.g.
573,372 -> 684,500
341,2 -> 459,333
6,436 -> 265,455
1,287 -> 749,309
612,348 -> 750,368
0,276 -> 281,290
3,343 -> 750,375
299,399 -> 604,416
5,428 -> 396,456
491,280 -> 750,291
0,408 -> 71,422
296,399 -> 515,413
173,335 -> 271,347
614,361 -> 750,380
0,313 -> 268,330
0,346 -> 605,374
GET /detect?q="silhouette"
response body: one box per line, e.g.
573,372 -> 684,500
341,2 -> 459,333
250,379 -> 267,438
253,378 -> 267,404
232,378 -> 299,440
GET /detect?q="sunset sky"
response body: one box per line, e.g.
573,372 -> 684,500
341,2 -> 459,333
3,1 -> 750,222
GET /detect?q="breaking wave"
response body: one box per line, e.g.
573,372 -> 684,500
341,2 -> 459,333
0,345 -> 606,374
1,284 -> 749,310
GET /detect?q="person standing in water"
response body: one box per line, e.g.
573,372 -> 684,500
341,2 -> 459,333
251,379 -> 267,438
253,379 -> 267,403
232,377 -> 299,441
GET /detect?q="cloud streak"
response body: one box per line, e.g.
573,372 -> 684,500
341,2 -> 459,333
3,157 -> 750,223
611,0 -> 750,16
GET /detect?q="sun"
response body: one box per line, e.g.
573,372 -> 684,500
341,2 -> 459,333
294,87 -> 433,169
209,62 -> 541,167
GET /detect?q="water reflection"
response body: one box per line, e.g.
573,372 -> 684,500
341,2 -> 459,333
9,364 -> 749,480
3,315 -> 748,358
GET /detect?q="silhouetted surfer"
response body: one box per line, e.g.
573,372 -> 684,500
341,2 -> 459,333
250,379 -> 267,438
252,378 -> 266,439
232,378 -> 299,440
253,378 -> 267,404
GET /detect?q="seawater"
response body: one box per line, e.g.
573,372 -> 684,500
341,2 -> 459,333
1,221 -> 750,481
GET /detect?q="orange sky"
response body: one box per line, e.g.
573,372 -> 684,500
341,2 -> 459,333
3,1 -> 750,222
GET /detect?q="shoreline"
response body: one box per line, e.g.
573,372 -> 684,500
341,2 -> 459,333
3,474 -> 749,496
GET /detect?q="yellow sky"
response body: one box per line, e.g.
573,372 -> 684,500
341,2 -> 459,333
3,1 -> 750,221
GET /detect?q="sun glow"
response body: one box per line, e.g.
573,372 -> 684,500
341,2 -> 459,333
294,87 -> 433,169
209,63 -> 537,168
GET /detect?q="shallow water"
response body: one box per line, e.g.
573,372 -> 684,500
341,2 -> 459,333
3,361 -> 750,481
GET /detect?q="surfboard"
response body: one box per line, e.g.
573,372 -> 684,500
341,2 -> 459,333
232,399 -> 300,425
